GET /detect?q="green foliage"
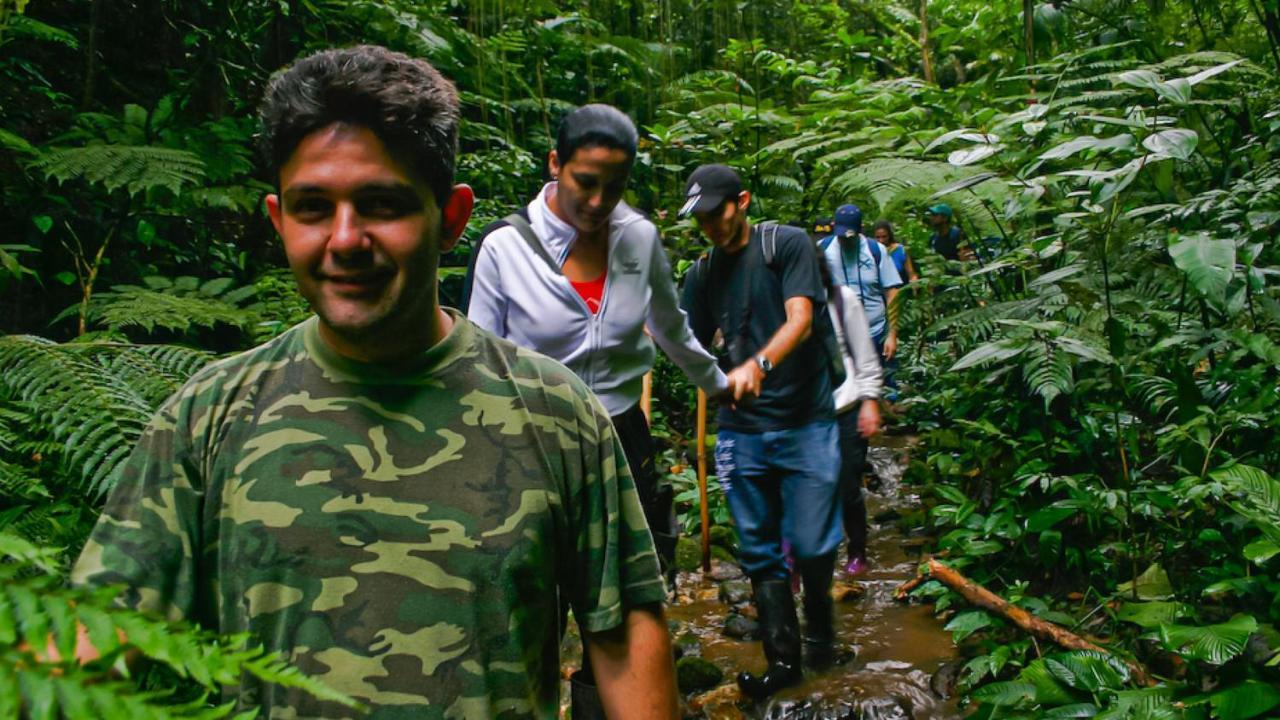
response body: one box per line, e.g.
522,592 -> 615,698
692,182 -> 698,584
0,531 -> 361,717
0,336 -> 212,500
75,275 -> 260,340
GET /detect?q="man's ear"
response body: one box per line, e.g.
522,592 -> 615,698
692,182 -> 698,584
547,149 -> 562,180
266,193 -> 284,236
439,184 -> 475,253
737,190 -> 752,213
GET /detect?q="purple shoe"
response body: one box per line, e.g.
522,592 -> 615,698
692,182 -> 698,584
844,556 -> 870,577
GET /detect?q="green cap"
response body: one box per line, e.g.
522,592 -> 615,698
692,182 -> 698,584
927,203 -> 953,218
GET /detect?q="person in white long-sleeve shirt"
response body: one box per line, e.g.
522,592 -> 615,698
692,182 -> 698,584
818,248 -> 883,576
465,105 -> 729,586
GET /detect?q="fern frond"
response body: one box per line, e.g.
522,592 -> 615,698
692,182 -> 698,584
0,531 -> 362,716
0,338 -> 212,496
32,145 -> 206,196
84,277 -> 259,337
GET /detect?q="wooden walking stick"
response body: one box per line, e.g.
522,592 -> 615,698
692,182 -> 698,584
696,389 -> 711,572
640,371 -> 653,424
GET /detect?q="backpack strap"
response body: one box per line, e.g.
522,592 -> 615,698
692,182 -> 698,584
504,211 -> 562,276
758,221 -> 779,267
461,208 -> 533,312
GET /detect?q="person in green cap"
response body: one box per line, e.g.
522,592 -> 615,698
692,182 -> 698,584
926,203 -> 971,262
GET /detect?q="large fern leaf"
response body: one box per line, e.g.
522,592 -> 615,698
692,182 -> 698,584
0,337 -> 213,496
32,145 -> 206,196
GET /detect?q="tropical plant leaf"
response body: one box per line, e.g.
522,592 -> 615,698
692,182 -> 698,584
1159,614 -> 1257,665
1168,232 -> 1235,306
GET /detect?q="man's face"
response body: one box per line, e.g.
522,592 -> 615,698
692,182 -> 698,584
549,145 -> 631,234
693,194 -> 747,250
874,227 -> 891,244
927,212 -> 947,229
266,124 -> 467,357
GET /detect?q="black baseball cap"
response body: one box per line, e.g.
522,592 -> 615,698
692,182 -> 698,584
679,164 -> 743,217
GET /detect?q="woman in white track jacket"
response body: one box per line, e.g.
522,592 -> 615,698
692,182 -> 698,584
466,105 -> 729,577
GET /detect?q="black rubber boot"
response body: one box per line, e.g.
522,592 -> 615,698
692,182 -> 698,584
798,553 -> 840,669
570,669 -> 606,720
737,577 -> 803,700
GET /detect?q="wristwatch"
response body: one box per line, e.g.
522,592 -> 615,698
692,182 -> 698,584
754,354 -> 773,375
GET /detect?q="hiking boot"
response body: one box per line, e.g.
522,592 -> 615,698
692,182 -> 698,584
737,576 -> 802,699
798,553 -> 840,669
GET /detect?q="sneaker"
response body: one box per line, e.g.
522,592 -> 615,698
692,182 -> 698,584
843,556 -> 869,577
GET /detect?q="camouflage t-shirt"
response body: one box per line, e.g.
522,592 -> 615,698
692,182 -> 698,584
72,310 -> 665,719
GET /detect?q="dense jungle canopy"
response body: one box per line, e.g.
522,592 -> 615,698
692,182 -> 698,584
2,0 -> 1280,717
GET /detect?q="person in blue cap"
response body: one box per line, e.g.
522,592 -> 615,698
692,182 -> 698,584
820,203 -> 903,375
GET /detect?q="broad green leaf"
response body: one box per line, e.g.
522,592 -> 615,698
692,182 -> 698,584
1116,563 -> 1174,600
1208,680 -> 1280,720
32,215 -> 53,234
945,610 -> 994,642
951,337 -> 1028,371
1115,69 -> 1163,93
924,127 -> 994,153
1026,505 -> 1076,532
1184,59 -> 1244,86
930,171 -> 999,198
1043,703 -> 1099,717
1040,134 -> 1135,161
1143,128 -> 1198,160
1019,659 -> 1078,705
1159,614 -> 1257,664
1242,540 -> 1279,564
971,680 -> 1037,707
1168,232 -> 1235,306
948,144 -> 1001,166
1046,651 -> 1128,692
1116,601 -> 1193,628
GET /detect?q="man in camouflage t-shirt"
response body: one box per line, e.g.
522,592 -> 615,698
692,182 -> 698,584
71,45 -> 677,719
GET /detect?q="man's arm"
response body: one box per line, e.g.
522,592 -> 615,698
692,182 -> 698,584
725,295 -> 812,401
585,604 -> 679,720
882,285 -> 900,360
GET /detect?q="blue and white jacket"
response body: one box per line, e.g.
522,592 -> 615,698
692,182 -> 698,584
467,183 -> 729,416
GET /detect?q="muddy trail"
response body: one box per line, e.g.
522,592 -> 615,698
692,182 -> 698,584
564,435 -> 964,719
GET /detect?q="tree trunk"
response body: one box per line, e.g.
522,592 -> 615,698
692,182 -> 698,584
919,0 -> 935,84
81,0 -> 101,108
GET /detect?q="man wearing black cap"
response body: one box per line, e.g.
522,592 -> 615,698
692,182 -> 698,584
678,164 -> 844,699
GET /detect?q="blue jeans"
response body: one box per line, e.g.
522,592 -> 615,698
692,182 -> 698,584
714,420 -> 843,580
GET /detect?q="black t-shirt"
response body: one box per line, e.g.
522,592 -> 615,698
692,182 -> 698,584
681,223 -> 835,432
930,225 -> 963,261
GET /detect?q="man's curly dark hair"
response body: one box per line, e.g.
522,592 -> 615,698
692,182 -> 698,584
258,45 -> 459,203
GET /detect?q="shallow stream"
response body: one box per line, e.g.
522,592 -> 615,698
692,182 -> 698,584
564,437 -> 964,719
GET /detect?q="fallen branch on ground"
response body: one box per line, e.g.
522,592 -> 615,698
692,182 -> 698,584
925,558 -> 1156,687
895,572 -> 926,600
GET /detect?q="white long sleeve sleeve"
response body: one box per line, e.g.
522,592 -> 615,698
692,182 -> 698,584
830,285 -> 882,412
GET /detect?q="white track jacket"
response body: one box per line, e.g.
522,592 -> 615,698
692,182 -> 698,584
829,285 -> 883,413
467,183 -> 729,417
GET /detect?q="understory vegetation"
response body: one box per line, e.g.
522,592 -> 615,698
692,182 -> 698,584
2,0 -> 1279,716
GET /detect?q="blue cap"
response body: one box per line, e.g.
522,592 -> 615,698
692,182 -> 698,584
833,204 -> 862,236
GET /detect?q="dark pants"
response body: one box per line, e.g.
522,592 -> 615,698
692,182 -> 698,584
836,410 -> 869,559
611,403 -> 676,565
